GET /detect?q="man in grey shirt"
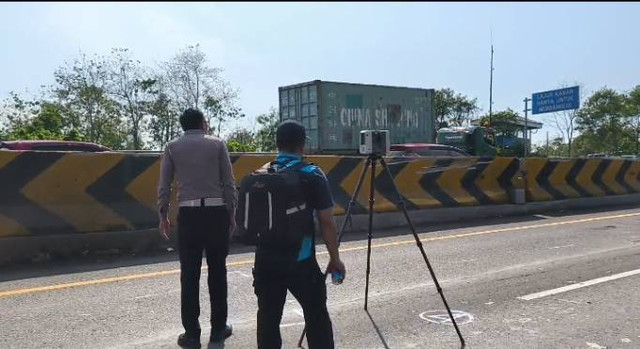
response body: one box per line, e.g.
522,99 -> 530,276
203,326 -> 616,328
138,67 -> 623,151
157,108 -> 237,348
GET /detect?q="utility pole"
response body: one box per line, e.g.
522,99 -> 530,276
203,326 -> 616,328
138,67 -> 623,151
523,97 -> 531,158
489,44 -> 494,125
546,131 -> 549,152
636,113 -> 639,155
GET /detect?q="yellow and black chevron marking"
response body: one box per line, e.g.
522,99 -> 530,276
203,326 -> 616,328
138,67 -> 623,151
525,158 -> 640,201
0,151 -> 165,238
2,150 -> 638,239
373,157 -> 521,211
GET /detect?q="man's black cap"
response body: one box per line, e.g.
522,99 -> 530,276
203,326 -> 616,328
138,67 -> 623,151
276,120 -> 307,149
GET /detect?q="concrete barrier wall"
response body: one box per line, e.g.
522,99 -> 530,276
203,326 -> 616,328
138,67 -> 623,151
1,150 -> 638,239
525,158 -> 640,201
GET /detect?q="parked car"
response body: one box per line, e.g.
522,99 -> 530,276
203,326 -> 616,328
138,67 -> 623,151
0,140 -> 112,152
586,153 -> 607,158
389,143 -> 470,158
619,154 -> 640,160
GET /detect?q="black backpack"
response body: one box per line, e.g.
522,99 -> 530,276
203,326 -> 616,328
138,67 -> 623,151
236,160 -> 315,248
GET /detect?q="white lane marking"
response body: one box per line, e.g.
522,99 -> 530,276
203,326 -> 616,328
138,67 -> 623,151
419,310 -> 474,325
134,294 -> 156,300
586,342 -> 607,349
228,271 -> 251,278
286,299 -> 305,317
554,298 -> 582,305
280,321 -> 306,328
549,244 -> 575,250
534,214 -> 552,219
518,268 -> 640,301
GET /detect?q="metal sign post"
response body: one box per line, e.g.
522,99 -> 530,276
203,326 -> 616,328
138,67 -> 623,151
636,114 -> 640,155
523,97 -> 531,158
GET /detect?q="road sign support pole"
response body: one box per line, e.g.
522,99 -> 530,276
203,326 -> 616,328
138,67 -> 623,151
523,97 -> 531,158
636,114 -> 640,155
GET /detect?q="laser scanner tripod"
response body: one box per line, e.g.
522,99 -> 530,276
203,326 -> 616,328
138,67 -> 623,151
297,153 -> 465,348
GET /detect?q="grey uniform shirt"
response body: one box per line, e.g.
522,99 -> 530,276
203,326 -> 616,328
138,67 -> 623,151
157,130 -> 238,219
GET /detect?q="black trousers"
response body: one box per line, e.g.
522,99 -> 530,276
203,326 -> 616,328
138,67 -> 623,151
253,257 -> 334,349
177,206 -> 230,337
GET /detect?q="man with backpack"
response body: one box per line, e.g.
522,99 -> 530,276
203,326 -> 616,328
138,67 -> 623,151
242,119 -> 346,349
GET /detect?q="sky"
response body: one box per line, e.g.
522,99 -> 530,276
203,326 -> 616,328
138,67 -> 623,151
1,2 -> 639,145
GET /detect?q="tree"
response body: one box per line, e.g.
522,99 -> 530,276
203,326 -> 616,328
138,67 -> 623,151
0,94 -> 82,141
148,91 -> 180,150
531,137 -> 568,158
576,88 -> 635,155
161,44 -> 243,136
53,52 -> 126,149
478,108 -> 525,156
254,108 -> 279,152
434,88 -> 479,129
106,48 -> 158,150
548,108 -> 578,157
226,128 -> 257,152
0,45 -> 248,150
628,85 -> 640,154
203,90 -> 243,137
543,84 -> 586,157
0,92 -> 37,135
479,108 -> 520,137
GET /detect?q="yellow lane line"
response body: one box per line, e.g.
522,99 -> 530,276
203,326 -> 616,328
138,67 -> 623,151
0,260 -> 254,298
337,212 -> 640,253
1,212 -> 638,298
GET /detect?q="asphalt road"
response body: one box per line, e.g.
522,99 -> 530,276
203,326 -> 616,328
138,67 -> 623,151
1,207 -> 640,349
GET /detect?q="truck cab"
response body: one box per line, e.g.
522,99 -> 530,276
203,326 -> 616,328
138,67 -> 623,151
436,126 -> 497,157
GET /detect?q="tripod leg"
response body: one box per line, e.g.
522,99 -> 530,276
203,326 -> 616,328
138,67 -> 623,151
379,157 -> 466,347
364,156 -> 376,311
337,157 -> 371,243
297,157 -> 371,348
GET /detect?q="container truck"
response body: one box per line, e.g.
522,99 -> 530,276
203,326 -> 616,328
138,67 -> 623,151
278,80 -> 435,154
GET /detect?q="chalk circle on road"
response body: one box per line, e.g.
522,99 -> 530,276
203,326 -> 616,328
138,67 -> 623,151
419,310 -> 474,325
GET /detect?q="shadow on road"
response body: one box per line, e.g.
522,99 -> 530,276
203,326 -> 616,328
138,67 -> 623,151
1,202 -> 638,283
366,310 -> 391,349
207,341 -> 225,349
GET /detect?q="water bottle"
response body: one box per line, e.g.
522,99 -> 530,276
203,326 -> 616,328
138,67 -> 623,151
331,270 -> 344,285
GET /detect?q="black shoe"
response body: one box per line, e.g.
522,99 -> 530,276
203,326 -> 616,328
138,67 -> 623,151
178,333 -> 201,348
210,325 -> 233,343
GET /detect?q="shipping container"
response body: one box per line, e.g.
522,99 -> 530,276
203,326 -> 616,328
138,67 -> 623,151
278,80 -> 435,154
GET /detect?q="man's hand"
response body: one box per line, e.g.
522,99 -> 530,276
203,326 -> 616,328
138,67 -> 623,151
159,218 -> 171,241
327,258 -> 346,281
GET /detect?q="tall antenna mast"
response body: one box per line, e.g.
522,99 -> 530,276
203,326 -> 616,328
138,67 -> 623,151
489,28 -> 494,126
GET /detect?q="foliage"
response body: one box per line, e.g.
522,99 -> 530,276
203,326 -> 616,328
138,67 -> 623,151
530,137 -> 569,158
575,88 -> 635,155
479,108 -> 520,137
162,44 -> 244,138
542,83 -> 585,157
0,95 -> 82,141
52,52 -> 127,149
0,44 -> 242,150
434,88 -> 478,129
254,108 -> 279,152
226,128 -> 257,152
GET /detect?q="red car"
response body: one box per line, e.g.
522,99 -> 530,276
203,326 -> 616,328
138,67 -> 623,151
389,143 -> 469,157
0,140 -> 112,152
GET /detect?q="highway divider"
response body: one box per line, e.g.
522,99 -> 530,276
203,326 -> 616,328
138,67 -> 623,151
0,151 -> 638,239
525,158 -> 640,201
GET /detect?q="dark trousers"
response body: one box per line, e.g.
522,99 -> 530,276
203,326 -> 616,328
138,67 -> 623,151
253,257 -> 334,349
177,206 -> 230,337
